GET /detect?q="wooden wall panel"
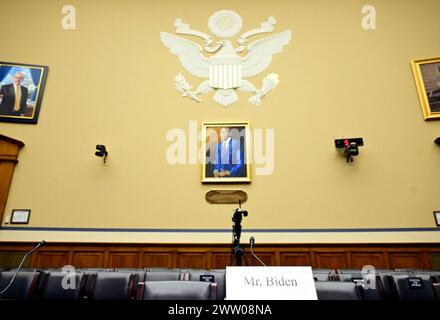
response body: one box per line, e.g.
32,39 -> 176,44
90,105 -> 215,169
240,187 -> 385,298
389,253 -> 424,269
247,253 -> 274,266
0,135 -> 24,224
34,251 -> 69,268
177,252 -> 207,269
280,253 -> 311,266
350,252 -> 388,269
211,253 -> 231,269
429,252 -> 440,270
314,252 -> 349,269
72,252 -> 104,268
142,252 -> 173,268
108,252 -> 140,268
0,243 -> 439,270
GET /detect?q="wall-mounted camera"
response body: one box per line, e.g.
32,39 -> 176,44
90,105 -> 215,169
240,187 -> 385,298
335,138 -> 364,163
95,145 -> 108,163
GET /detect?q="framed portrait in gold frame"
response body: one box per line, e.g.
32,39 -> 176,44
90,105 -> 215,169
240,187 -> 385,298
202,122 -> 251,183
411,57 -> 440,120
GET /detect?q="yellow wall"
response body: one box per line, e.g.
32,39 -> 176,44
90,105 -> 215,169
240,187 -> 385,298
1,0 -> 440,243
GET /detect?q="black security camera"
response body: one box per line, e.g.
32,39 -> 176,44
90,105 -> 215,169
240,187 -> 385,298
95,145 -> 108,163
232,207 -> 248,223
232,200 -> 248,223
345,142 -> 359,162
335,138 -> 364,163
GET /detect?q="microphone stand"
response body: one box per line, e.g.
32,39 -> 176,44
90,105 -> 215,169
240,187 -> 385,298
0,240 -> 46,298
231,201 -> 247,266
249,237 -> 266,266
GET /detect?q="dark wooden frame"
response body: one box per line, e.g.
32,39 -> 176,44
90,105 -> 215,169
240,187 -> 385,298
10,209 -> 31,224
434,211 -> 440,227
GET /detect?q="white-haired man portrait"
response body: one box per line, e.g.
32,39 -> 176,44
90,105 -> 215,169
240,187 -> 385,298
0,72 -> 29,116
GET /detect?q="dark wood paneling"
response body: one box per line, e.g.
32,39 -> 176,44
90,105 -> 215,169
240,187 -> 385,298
350,252 -> 388,269
247,253 -> 274,266
177,252 -> 207,269
389,253 -> 424,269
211,253 -> 231,269
0,135 -> 24,224
1,242 -> 439,270
35,251 -> 69,268
142,253 -> 173,268
108,252 -> 139,268
430,253 -> 440,270
314,252 -> 349,269
280,253 -> 311,266
72,252 -> 104,268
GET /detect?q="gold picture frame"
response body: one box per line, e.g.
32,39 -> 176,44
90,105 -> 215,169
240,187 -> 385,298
411,57 -> 440,120
202,122 -> 251,183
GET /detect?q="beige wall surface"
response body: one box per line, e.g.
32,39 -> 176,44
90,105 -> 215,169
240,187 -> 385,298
1,0 -> 440,243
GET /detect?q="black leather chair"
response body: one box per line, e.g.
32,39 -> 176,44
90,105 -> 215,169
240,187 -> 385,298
85,272 -> 139,300
312,269 -> 335,282
390,274 -> 436,300
137,281 -> 217,300
76,268 -> 113,272
145,267 -> 180,272
314,281 -> 361,300
433,283 -> 440,300
186,270 -> 226,300
0,271 -> 41,299
144,271 -> 183,281
37,271 -> 87,300
376,272 -> 397,299
114,269 -> 146,282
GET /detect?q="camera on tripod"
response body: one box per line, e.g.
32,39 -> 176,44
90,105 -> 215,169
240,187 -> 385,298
232,207 -> 248,223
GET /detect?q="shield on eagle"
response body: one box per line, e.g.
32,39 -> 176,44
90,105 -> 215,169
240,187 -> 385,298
209,56 -> 242,89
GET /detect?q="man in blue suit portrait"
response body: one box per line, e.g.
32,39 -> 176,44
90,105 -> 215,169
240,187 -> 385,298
0,72 -> 29,116
212,127 -> 245,178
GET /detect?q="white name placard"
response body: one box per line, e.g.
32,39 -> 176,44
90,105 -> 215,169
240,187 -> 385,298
226,266 -> 317,300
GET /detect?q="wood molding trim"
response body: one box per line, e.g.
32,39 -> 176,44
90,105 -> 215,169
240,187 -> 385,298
0,242 -> 439,270
0,135 -> 25,224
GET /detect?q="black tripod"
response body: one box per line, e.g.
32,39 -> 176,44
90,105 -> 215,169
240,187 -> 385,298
231,201 -> 248,266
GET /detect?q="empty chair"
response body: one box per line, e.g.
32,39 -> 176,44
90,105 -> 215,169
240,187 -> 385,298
433,283 -> 440,300
37,271 -> 87,300
0,271 -> 41,300
114,268 -> 143,272
114,269 -> 145,282
144,271 -> 183,281
186,270 -> 226,300
76,268 -> 113,273
431,274 -> 440,284
376,272 -> 398,300
85,272 -> 139,300
312,269 -> 334,282
314,281 -> 361,300
390,274 -> 436,300
145,267 -> 180,272
137,281 -> 217,300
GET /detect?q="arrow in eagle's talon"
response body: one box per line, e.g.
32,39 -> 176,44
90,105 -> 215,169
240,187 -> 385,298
190,93 -> 201,102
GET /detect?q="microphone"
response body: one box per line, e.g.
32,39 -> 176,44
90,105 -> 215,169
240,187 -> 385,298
249,237 -> 266,266
0,240 -> 46,297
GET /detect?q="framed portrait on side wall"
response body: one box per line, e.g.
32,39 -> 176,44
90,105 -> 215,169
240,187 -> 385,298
0,62 -> 48,124
202,122 -> 251,183
411,57 -> 440,120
